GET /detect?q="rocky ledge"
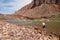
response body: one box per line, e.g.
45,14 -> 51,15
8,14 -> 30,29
0,21 -> 59,40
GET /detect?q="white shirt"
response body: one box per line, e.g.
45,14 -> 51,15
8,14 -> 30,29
42,22 -> 45,26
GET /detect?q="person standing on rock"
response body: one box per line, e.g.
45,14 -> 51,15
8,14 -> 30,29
41,22 -> 47,40
42,22 -> 46,35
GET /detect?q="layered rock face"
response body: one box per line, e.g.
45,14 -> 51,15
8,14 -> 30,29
31,0 -> 60,8
14,0 -> 60,20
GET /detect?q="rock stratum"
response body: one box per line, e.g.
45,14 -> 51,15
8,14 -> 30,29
13,0 -> 60,20
0,21 -> 59,40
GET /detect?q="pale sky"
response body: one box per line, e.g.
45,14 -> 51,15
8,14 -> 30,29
0,0 -> 32,14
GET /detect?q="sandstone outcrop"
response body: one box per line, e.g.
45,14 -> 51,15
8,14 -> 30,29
0,21 -> 59,40
14,0 -> 60,19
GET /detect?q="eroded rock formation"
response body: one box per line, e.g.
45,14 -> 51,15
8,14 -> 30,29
31,0 -> 60,8
12,0 -> 60,20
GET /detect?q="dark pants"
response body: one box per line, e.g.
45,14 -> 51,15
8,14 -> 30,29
43,25 -> 46,31
43,25 -> 46,29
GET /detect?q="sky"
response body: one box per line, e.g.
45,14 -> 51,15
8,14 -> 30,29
0,0 -> 32,14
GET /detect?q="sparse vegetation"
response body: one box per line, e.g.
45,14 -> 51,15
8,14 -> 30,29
4,20 -> 60,34
50,14 -> 60,21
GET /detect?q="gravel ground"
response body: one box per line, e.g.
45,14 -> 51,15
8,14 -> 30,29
0,22 -> 59,40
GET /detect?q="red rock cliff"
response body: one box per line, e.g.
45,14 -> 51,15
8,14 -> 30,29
14,0 -> 60,19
